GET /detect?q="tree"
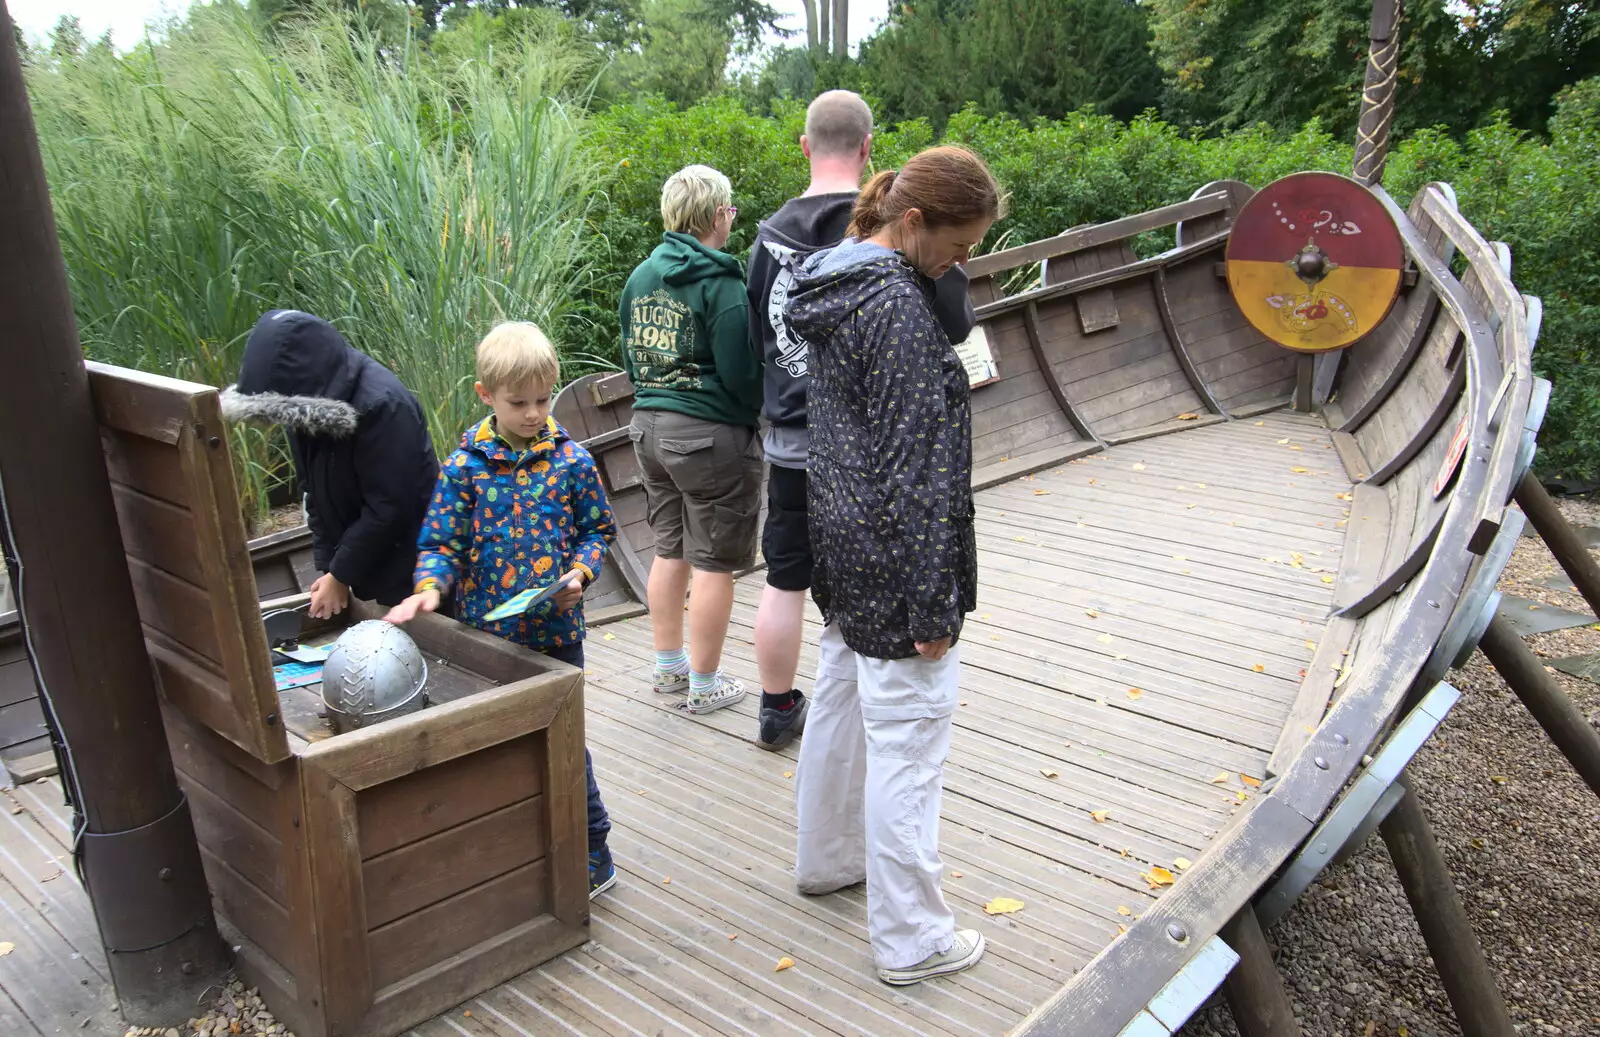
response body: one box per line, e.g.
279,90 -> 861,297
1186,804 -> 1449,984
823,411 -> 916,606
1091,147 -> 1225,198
859,0 -> 1162,129
606,0 -> 735,104
49,14 -> 87,62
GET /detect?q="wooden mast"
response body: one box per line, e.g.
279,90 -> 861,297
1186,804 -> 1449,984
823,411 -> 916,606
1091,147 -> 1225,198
1353,0 -> 1405,186
0,2 -> 229,1026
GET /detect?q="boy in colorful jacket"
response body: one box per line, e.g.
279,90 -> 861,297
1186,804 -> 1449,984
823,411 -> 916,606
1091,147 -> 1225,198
385,321 -> 622,898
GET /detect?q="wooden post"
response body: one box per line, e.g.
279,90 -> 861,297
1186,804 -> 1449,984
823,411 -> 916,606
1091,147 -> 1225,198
1477,614 -> 1600,798
1221,905 -> 1302,1037
1293,354 -> 1315,412
1513,471 -> 1600,618
1378,773 -> 1516,1037
1353,0 -> 1404,186
0,3 -> 229,1026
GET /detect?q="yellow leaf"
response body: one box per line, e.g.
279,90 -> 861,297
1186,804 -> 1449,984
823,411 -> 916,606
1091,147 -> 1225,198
1237,790 -> 1249,801
1399,1028 -> 1409,1037
729,933 -> 738,939
1040,768 -> 1059,779
663,876 -> 672,884
1114,653 -> 1128,661
784,770 -> 794,778
1178,412 -> 1200,420
1117,923 -> 1130,934
1306,639 -> 1318,650
0,942 -> 11,956
1174,857 -> 1193,870
1240,773 -> 1262,788
1126,687 -> 1144,700
1196,483 -> 1206,488
1131,463 -> 1146,471
1033,489 -> 1050,496
1254,420 -> 1265,425
1088,479 -> 1096,485
984,897 -> 1026,915
1252,663 -> 1266,673
1014,536 -> 1027,542
1172,554 -> 1187,561
1097,633 -> 1113,644
1116,905 -> 1133,916
1277,438 -> 1290,445
1211,771 -> 1230,784
1334,665 -> 1353,688
1490,775 -> 1508,785
1291,466 -> 1309,473
1321,575 -> 1335,584
1186,503 -> 1197,509
1120,848 -> 1131,857
603,632 -> 617,640
951,870 -> 964,878
775,956 -> 795,972
1086,609 -> 1100,618
1336,491 -> 1354,501
1090,809 -> 1110,823
1145,866 -> 1176,888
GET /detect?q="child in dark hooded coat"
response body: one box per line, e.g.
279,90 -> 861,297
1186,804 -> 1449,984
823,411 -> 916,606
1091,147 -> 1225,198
221,309 -> 439,616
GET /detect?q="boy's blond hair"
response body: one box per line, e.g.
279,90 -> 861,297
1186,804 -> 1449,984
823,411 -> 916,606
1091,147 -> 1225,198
660,165 -> 732,238
476,321 -> 560,392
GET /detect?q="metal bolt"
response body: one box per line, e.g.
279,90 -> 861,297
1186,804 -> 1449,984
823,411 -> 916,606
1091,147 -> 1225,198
1314,756 -> 1329,770
265,712 -> 280,726
1333,733 -> 1349,745
158,867 -> 173,881
180,961 -> 195,975
207,436 -> 222,449
1428,600 -> 1440,609
1317,844 -> 1329,855
1167,923 -> 1188,943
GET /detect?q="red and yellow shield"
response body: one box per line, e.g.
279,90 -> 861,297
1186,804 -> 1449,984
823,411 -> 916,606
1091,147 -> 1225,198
1225,172 -> 1405,353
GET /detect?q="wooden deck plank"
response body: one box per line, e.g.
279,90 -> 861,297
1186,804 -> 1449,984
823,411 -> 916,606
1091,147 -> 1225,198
0,870 -> 118,1034
0,788 -> 104,981
9,779 -> 72,853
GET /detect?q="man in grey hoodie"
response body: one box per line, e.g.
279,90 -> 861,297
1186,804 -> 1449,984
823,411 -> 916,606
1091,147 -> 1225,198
746,91 -> 976,752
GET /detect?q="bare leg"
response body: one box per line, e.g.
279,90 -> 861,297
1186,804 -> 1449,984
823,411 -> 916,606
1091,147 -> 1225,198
755,585 -> 806,694
647,556 -> 691,651
687,569 -> 735,674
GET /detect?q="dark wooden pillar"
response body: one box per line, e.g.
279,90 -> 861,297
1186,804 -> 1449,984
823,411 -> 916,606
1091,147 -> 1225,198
1378,773 -> 1516,1037
1477,614 -> 1600,797
1353,0 -> 1405,186
0,2 -> 229,1025
1222,905 -> 1302,1037
1514,471 -> 1600,618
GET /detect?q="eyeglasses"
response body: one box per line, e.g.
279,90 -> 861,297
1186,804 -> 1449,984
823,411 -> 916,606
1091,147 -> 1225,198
725,205 -> 739,220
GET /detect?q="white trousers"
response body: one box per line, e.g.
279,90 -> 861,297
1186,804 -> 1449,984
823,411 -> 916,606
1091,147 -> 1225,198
794,623 -> 961,970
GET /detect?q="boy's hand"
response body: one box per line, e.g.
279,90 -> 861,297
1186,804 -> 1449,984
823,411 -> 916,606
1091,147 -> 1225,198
384,589 -> 441,625
308,573 -> 349,620
552,570 -> 585,611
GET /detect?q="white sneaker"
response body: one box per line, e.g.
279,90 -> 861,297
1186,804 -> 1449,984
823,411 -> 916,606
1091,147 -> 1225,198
877,929 -> 986,986
675,673 -> 746,715
651,666 -> 690,695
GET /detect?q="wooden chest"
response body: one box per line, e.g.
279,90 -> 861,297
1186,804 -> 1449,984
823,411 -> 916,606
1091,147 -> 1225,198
87,362 -> 590,1037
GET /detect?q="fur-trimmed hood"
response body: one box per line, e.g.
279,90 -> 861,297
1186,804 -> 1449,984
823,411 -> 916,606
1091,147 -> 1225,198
219,386 -> 359,437
222,308 -> 366,436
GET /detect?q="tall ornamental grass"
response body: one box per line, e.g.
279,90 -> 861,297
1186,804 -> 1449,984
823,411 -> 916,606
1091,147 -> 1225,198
27,4 -> 606,528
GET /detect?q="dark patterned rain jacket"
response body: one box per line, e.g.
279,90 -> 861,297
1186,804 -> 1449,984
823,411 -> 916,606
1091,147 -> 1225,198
787,242 -> 977,660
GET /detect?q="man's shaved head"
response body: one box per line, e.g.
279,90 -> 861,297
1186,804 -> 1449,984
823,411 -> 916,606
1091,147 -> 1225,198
804,90 -> 873,159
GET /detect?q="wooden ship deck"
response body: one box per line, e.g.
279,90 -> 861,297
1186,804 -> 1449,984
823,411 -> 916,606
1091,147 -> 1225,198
0,169 -> 1547,1037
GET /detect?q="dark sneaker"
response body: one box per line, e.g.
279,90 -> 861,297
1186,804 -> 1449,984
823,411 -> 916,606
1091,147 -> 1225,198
877,929 -> 986,986
589,853 -> 617,900
756,692 -> 809,750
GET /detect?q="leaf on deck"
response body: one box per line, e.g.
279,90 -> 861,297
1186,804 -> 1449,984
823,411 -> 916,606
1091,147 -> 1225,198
775,957 -> 795,972
1131,463 -> 1146,471
1291,466 -> 1309,473
1240,773 -> 1263,788
1211,772 -> 1230,784
1174,857 -> 1192,870
984,897 -> 1025,915
1144,866 -> 1176,888
1090,809 -> 1110,823
1252,663 -> 1266,673
1126,687 -> 1144,700
1040,768 -> 1059,779
1178,413 -> 1200,420
1116,906 -> 1133,916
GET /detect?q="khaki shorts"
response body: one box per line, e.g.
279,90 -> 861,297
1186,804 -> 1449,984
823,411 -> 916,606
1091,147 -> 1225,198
630,410 -> 763,573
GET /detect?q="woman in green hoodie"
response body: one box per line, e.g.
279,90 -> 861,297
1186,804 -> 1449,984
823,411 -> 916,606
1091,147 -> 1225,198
621,164 -> 764,715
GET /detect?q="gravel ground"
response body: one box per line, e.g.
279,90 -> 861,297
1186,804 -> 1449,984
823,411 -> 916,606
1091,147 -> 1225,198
123,979 -> 292,1037
1183,497 -> 1600,1037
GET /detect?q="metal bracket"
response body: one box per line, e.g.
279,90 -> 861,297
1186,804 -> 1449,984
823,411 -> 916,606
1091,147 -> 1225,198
1115,935 -> 1241,1036
1255,682 -> 1460,929
80,791 -> 216,953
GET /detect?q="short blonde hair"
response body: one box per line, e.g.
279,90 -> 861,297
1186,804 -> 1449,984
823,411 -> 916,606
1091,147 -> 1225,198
476,321 -> 560,392
660,164 -> 732,238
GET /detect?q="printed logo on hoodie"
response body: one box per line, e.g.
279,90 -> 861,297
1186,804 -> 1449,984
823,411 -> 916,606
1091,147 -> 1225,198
763,240 -> 812,378
626,289 -> 701,390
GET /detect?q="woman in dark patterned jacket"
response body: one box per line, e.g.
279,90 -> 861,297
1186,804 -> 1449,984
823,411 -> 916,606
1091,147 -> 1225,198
784,146 -> 1003,987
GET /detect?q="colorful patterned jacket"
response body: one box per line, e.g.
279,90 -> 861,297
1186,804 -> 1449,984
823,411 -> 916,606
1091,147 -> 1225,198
414,416 -> 617,651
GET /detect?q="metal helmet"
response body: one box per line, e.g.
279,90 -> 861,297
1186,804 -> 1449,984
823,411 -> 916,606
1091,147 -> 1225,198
320,621 -> 429,734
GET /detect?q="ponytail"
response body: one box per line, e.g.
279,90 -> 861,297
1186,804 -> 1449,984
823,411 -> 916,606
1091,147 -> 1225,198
846,169 -> 898,239
844,146 -> 1004,244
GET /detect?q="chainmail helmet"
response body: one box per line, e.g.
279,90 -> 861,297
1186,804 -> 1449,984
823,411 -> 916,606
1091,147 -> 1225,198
320,620 -> 429,734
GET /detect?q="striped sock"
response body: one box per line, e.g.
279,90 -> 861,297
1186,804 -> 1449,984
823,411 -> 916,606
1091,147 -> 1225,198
689,669 -> 719,698
656,647 -> 688,674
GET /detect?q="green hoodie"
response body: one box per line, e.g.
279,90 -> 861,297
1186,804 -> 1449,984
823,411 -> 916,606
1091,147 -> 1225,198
619,231 -> 761,427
